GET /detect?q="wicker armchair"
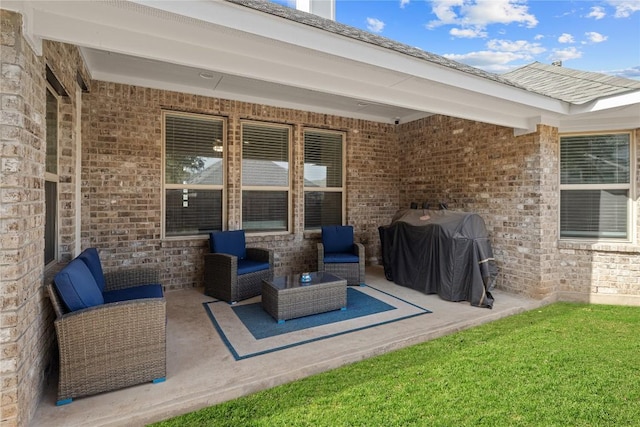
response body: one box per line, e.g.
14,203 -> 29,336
318,225 -> 366,286
204,230 -> 274,304
48,257 -> 166,405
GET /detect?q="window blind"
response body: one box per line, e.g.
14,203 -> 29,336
304,130 -> 344,229
559,133 -> 631,240
304,131 -> 343,188
165,114 -> 224,185
164,112 -> 225,237
241,122 -> 290,232
242,124 -> 289,186
561,134 -> 630,185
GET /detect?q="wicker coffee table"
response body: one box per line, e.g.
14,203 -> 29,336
261,272 -> 347,323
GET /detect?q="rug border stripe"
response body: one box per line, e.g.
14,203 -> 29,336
203,284 -> 431,361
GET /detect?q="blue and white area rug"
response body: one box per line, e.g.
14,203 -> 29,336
203,285 -> 431,360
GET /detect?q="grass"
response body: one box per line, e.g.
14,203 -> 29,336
151,303 -> 640,426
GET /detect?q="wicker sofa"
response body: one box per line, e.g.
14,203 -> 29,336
48,248 -> 166,405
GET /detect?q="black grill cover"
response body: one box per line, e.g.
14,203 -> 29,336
379,209 -> 497,308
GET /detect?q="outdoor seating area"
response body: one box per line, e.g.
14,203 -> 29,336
33,266 -> 543,426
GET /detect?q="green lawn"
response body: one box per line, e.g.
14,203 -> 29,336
151,303 -> 640,426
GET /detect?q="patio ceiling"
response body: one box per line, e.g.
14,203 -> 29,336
6,0 -> 638,132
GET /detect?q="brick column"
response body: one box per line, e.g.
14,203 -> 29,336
0,10 -> 48,427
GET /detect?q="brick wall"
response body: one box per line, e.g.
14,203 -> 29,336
396,116 -> 553,297
1,11 -> 47,426
556,129 -> 640,304
0,11 -> 88,425
397,115 -> 640,303
82,82 -> 399,290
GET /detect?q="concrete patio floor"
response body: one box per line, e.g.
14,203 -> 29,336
31,266 -> 546,426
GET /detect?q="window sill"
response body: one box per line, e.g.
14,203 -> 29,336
303,230 -> 321,240
558,240 -> 640,254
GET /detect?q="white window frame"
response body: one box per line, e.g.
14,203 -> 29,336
303,128 -> 346,230
559,131 -> 635,242
240,121 -> 292,234
161,111 -> 226,239
44,83 -> 59,265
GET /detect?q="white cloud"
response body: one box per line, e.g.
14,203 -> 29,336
606,65 -> 640,79
587,6 -> 606,19
584,31 -> 608,43
366,17 -> 385,33
450,27 -> 488,38
487,39 -> 546,55
534,34 -> 544,40
400,0 -> 410,8
443,50 -> 527,67
427,0 -> 538,30
550,47 -> 582,62
609,1 -> 640,18
558,33 -> 575,43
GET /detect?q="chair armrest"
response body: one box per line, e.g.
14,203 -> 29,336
55,299 -> 166,352
104,267 -> 160,291
353,242 -> 365,261
204,252 -> 237,279
246,247 -> 273,265
317,242 -> 325,270
204,252 -> 236,268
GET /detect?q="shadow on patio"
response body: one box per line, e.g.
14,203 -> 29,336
32,266 -> 545,426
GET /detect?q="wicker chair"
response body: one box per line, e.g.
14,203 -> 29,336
204,230 -> 274,304
317,225 -> 366,286
47,259 -> 166,405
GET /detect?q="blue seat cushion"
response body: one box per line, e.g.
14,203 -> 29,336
237,259 -> 270,275
77,248 -> 106,292
324,252 -> 360,263
103,284 -> 164,304
321,226 -> 354,254
210,230 -> 246,259
54,258 -> 104,312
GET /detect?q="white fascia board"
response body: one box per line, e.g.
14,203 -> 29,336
569,91 -> 640,114
129,0 -> 567,114
559,105 -> 640,133
559,116 -> 640,133
27,6 -> 536,129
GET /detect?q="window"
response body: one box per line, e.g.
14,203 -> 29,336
241,122 -> 290,232
560,132 -> 632,240
45,85 -> 59,264
163,112 -> 225,237
304,129 -> 345,229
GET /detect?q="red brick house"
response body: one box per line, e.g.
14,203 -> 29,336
1,1 -> 639,425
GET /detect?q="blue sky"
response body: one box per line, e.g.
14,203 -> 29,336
271,0 -> 640,79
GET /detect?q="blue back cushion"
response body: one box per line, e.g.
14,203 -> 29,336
322,226 -> 354,254
210,230 -> 247,259
77,248 -> 106,292
54,258 -> 104,312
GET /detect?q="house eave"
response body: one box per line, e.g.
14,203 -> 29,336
4,0 -> 631,133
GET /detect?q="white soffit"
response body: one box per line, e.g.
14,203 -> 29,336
8,0 -> 627,131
